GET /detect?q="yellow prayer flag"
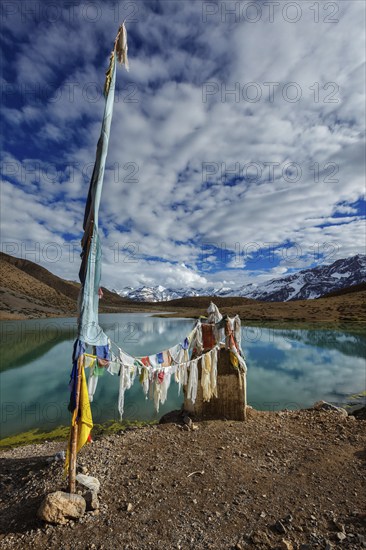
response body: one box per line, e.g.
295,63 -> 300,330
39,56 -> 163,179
77,362 -> 93,452
65,355 -> 93,473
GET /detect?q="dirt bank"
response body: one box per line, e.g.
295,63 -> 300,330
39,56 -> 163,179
0,408 -> 365,549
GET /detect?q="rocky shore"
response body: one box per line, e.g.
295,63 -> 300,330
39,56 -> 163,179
0,407 -> 365,549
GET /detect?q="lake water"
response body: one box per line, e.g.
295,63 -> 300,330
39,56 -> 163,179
0,314 -> 365,439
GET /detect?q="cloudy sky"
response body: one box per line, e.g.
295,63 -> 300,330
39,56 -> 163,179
1,0 -> 365,291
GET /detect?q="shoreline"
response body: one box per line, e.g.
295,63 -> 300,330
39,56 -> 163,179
2,396 -> 365,451
1,286 -> 365,324
1,309 -> 365,335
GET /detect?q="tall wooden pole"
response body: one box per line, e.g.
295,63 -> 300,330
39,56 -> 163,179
69,358 -> 82,493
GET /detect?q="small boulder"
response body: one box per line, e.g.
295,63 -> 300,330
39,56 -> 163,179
352,406 -> 366,420
251,530 -> 271,546
84,490 -> 99,511
313,401 -> 348,417
37,491 -> 86,525
280,540 -> 293,550
274,520 -> 287,534
183,415 -> 193,429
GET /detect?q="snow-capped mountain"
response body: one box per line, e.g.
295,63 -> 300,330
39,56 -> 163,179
245,254 -> 366,302
115,285 -> 218,302
113,254 -> 366,302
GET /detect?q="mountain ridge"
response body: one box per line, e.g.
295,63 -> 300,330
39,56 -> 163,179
0,252 -> 365,323
114,254 -> 366,303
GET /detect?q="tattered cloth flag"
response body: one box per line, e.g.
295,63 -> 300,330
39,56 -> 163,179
67,24 -> 129,474
78,23 -> 128,348
65,356 -> 93,472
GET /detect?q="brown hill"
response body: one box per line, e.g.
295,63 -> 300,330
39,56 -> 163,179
0,252 -> 80,301
0,252 -> 133,320
160,295 -> 256,308
319,281 -> 366,298
155,290 -> 366,324
0,260 -> 76,319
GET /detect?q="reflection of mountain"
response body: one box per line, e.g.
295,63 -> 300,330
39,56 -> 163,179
0,316 -> 193,375
0,320 -> 75,372
99,316 -> 193,356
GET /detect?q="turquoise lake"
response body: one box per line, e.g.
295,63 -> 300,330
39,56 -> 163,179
0,314 -> 365,438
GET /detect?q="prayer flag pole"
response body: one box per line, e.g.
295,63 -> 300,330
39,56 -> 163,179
66,23 -> 129,493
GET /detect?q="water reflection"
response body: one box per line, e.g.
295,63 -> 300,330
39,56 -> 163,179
0,314 -> 193,438
243,326 -> 365,410
0,316 -> 364,438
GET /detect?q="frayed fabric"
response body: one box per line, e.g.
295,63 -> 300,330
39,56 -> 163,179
210,347 -> 218,398
87,368 -> 99,402
187,359 -> 198,404
201,352 -> 212,402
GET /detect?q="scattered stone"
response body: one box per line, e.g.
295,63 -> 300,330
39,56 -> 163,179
336,532 -> 347,541
37,491 -> 86,525
126,503 -> 133,513
334,522 -> 345,533
274,520 -> 287,534
280,539 -> 293,550
84,491 -> 99,511
351,406 -> 366,420
183,415 -> 193,429
260,511 -> 266,518
251,530 -> 271,546
313,401 -> 348,417
283,514 -> 293,524
46,451 -> 66,463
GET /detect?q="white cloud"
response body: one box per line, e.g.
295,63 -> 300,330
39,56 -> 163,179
1,0 -> 365,289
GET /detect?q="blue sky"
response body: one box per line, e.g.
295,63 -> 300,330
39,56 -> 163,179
1,0 -> 365,290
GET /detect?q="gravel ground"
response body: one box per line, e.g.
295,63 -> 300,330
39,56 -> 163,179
0,408 -> 365,550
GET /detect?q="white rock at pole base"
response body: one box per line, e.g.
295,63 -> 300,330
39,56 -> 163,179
76,474 -> 100,493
